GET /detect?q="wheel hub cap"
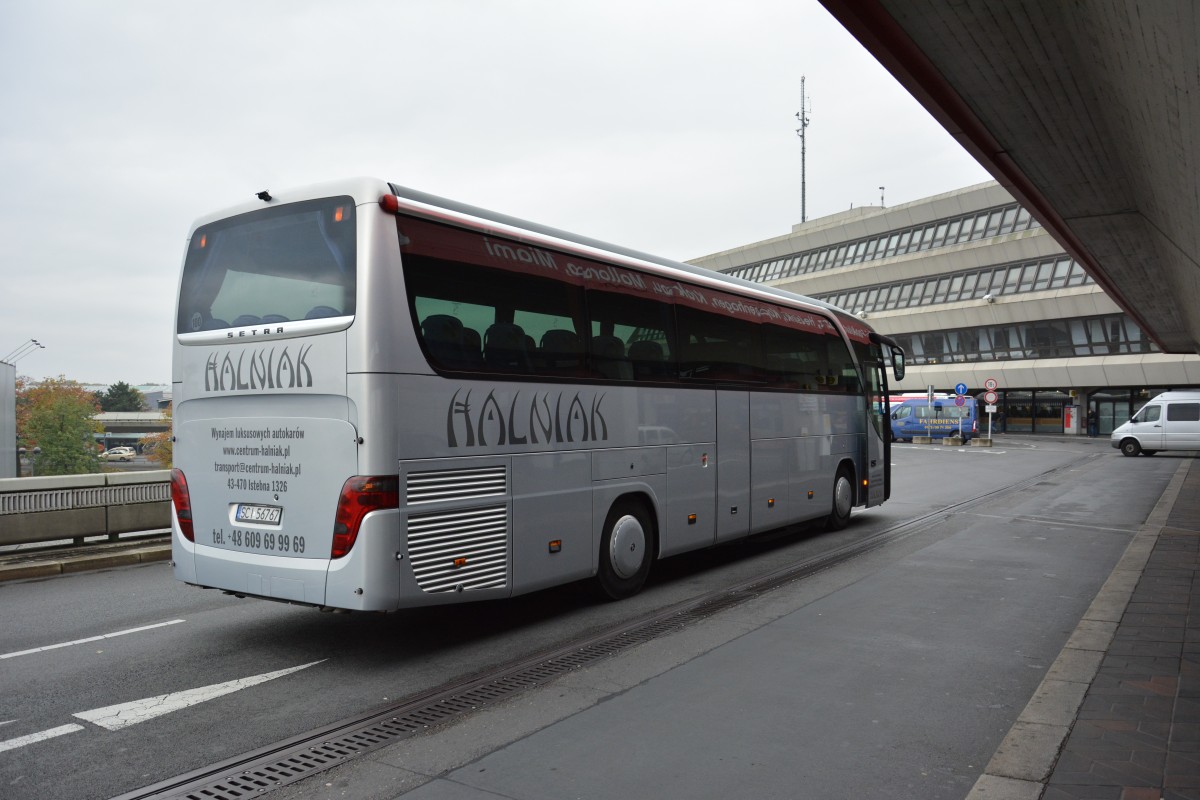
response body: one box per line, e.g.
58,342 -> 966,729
609,515 -> 645,579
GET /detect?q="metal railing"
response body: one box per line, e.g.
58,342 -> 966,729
0,471 -> 171,547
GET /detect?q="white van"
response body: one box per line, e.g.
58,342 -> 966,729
1111,391 -> 1200,456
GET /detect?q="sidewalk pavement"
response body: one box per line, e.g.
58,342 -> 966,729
0,535 -> 169,582
970,456 -> 1200,800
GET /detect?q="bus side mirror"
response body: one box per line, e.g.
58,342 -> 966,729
891,349 -> 906,381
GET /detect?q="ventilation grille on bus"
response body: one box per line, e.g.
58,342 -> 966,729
408,505 -> 508,593
406,465 -> 507,505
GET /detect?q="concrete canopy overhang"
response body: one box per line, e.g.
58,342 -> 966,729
820,0 -> 1200,354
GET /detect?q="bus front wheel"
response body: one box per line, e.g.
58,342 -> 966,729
596,500 -> 654,601
825,467 -> 854,531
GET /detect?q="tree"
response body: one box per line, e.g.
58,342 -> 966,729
141,403 -> 173,468
96,381 -> 146,412
19,376 -> 104,475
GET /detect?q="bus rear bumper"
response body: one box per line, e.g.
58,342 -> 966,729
191,543 -> 330,606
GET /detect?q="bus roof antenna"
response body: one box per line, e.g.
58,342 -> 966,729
256,190 -> 272,202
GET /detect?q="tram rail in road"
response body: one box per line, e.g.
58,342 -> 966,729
114,453 -> 1103,800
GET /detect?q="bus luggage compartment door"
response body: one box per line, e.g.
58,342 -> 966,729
716,391 -> 750,543
661,443 -> 716,557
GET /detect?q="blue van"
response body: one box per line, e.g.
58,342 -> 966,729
890,397 -> 978,442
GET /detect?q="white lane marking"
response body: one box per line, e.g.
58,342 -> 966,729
73,661 -> 325,731
0,724 -> 85,753
0,620 -> 186,661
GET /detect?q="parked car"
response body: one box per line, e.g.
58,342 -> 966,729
1111,391 -> 1200,456
890,396 -> 978,442
100,447 -> 137,462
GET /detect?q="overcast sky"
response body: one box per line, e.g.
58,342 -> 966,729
0,0 -> 990,385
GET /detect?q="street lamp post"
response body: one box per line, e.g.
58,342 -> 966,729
2,339 -> 45,364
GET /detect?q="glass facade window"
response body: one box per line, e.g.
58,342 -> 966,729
883,285 -> 901,310
813,257 -> 1093,314
1050,259 -> 1071,288
944,219 -> 962,244
998,207 -> 1018,234
890,314 -> 1155,365
917,226 -> 936,251
1033,261 -> 1054,291
955,217 -> 975,243
932,277 -> 951,303
970,213 -> 989,239
721,201 -> 1054,284
985,210 -> 1003,237
881,234 -> 898,257
1067,263 -> 1088,286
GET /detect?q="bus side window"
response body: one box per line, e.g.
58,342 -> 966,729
540,329 -> 585,373
586,290 -> 676,382
590,335 -> 631,380
421,314 -> 468,369
462,327 -> 483,368
483,323 -> 532,371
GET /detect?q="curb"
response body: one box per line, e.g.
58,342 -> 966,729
963,457 -> 1192,799
0,545 -> 171,582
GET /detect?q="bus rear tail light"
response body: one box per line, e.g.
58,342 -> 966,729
170,469 -> 195,543
332,475 -> 400,559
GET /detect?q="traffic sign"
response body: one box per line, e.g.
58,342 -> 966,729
954,382 -> 968,396
955,396 -> 966,406
984,390 -> 999,405
984,378 -> 998,391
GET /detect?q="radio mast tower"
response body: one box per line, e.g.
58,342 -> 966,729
795,76 -> 811,223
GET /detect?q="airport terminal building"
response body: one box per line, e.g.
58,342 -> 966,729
690,181 -> 1200,436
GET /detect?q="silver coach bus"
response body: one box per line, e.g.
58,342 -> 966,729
170,178 -> 905,611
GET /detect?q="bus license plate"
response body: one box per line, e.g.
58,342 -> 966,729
235,503 -> 283,525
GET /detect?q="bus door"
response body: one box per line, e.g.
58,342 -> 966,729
861,336 -> 897,506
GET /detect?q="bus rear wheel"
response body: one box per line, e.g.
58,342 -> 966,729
595,500 -> 654,601
825,467 -> 854,531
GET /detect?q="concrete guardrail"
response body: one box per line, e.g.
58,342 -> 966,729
0,470 -> 171,547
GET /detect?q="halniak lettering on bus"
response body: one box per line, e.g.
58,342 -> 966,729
447,389 -> 608,448
204,345 -> 314,392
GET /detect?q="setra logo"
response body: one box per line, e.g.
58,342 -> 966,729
205,345 -> 313,392
447,388 -> 608,448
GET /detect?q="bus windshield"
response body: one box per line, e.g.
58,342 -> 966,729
176,196 -> 357,334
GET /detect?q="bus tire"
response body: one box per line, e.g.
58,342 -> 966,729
595,499 -> 654,601
1119,439 -> 1141,457
825,466 -> 854,531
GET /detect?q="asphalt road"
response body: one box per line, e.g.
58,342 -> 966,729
0,438 -> 1180,800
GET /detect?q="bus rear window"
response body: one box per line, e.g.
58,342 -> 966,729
177,197 -> 356,334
